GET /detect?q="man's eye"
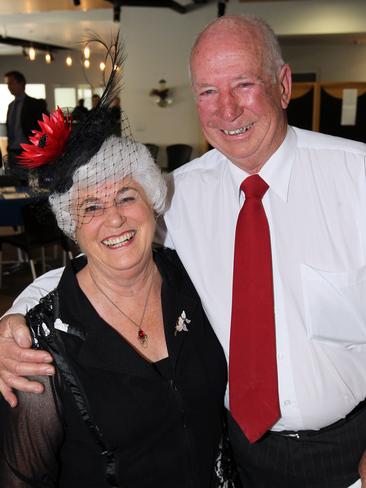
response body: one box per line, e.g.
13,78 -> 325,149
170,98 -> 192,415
200,89 -> 216,97
237,82 -> 253,88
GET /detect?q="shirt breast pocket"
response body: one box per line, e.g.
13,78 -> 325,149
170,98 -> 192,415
301,263 -> 366,346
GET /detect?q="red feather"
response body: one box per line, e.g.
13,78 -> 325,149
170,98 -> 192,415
17,107 -> 72,168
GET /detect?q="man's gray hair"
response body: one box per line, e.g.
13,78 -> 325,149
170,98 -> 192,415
49,136 -> 167,239
190,15 -> 285,80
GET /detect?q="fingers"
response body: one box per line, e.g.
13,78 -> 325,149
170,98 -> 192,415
0,336 -> 53,365
0,340 -> 54,376
0,372 -> 45,396
0,312 -> 56,406
15,346 -> 53,365
5,314 -> 32,347
0,377 -> 18,407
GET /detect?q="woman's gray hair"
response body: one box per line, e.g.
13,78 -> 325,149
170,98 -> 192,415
49,136 -> 167,239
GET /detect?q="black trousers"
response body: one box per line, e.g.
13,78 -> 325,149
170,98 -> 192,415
227,402 -> 366,488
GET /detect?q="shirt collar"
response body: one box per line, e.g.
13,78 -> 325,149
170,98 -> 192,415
227,126 -> 297,203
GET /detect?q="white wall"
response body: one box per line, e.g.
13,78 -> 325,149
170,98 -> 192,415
283,43 -> 366,82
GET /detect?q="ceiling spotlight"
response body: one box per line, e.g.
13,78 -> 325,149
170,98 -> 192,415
29,47 -> 36,61
99,62 -> 106,71
66,56 -> 73,66
84,59 -> 90,69
45,52 -> 53,64
83,46 -> 90,59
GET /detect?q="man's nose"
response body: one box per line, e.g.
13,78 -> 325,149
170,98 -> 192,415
216,91 -> 242,121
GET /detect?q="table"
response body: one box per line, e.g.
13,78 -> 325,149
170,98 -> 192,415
0,187 -> 38,227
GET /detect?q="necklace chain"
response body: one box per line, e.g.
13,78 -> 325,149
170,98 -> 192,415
89,266 -> 156,348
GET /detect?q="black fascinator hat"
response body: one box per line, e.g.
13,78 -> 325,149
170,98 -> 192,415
17,33 -> 127,194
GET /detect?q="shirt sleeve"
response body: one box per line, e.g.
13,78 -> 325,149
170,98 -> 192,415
153,172 -> 175,249
0,374 -> 64,487
2,267 -> 64,316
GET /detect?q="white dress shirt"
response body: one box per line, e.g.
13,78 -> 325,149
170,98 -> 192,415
9,126 -> 366,432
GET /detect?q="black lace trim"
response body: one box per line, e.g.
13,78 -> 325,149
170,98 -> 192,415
26,291 -> 119,487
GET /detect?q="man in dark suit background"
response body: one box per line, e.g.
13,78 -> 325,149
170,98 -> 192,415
4,71 -> 48,181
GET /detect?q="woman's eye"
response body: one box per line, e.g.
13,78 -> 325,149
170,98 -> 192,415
116,189 -> 138,206
83,203 -> 103,214
116,196 -> 136,206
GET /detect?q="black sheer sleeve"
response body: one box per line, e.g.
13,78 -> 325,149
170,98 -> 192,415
0,373 -> 64,487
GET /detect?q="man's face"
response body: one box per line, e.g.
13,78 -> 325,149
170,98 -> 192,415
5,75 -> 25,97
191,27 -> 291,173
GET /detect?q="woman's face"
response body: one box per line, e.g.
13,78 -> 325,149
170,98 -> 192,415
75,178 -> 156,278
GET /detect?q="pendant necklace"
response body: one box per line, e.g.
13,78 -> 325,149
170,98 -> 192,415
89,266 -> 156,348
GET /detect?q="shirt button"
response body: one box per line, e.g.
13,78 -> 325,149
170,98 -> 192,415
284,400 -> 291,406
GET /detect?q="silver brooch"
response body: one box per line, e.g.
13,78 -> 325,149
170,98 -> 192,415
175,310 -> 191,336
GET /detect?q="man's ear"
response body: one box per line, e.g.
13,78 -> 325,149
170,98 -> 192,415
278,64 -> 292,109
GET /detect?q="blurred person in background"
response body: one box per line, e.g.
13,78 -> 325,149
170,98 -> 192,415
91,93 -> 101,108
4,70 -> 48,182
109,96 -> 121,136
71,98 -> 89,123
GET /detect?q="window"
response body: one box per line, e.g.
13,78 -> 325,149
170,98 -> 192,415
77,86 -> 93,110
54,87 -> 77,111
54,85 -> 98,111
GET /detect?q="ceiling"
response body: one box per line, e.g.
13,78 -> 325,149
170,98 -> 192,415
1,0 -> 366,57
0,1 -> 219,55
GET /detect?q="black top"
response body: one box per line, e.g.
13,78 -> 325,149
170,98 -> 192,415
0,248 -> 227,488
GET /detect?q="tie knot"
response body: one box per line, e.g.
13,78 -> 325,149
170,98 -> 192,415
241,174 -> 268,200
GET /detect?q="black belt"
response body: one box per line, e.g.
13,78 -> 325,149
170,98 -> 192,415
270,397 -> 366,439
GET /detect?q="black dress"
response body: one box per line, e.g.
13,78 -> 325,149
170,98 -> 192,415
0,248 -> 228,488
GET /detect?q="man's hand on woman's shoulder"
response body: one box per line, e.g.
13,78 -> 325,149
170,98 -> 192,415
0,313 -> 54,407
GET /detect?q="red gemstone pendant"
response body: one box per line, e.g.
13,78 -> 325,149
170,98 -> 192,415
137,329 -> 148,348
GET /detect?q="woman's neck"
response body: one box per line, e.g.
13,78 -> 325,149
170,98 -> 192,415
78,256 -> 157,299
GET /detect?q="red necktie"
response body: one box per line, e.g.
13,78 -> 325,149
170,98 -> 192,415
229,174 -> 280,443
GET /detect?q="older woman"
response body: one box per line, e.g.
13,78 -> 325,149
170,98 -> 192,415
0,131 -> 228,487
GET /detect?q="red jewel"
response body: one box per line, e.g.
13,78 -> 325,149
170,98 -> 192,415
138,330 -> 145,338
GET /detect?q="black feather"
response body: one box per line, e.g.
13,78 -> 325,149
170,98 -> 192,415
36,32 -> 126,194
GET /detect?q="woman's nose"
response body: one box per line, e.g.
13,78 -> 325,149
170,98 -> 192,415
104,204 -> 126,226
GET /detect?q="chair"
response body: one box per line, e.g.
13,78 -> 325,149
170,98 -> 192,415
0,200 -> 73,287
166,144 -> 193,172
0,175 -> 23,187
145,143 -> 159,162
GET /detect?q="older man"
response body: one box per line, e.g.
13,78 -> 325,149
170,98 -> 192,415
0,16 -> 365,488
